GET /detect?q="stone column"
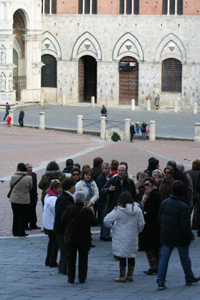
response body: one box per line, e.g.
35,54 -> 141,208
149,120 -> 155,141
40,92 -> 44,105
101,116 -> 106,140
125,118 -> 130,141
194,102 -> 198,114
194,123 -> 200,142
146,100 -> 151,111
77,115 -> 83,135
63,95 -> 66,106
39,112 -> 45,130
91,96 -> 95,107
131,99 -> 135,110
9,109 -> 14,125
174,101 -> 178,113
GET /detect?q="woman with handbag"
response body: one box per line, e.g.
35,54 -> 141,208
9,163 -> 32,237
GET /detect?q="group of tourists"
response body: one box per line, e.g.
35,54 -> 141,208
8,156 -> 200,289
2,102 -> 25,127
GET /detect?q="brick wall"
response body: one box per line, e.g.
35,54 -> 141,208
98,0 -> 120,14
139,0 -> 162,15
183,0 -> 200,15
57,0 -> 78,14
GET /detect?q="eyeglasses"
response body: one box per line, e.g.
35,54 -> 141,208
164,171 -> 171,174
145,183 -> 152,187
72,173 -> 79,176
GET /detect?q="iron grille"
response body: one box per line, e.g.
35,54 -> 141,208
92,0 -> 97,14
134,0 -> 139,15
85,0 -> 90,14
127,0 -> 132,14
177,0 -> 183,15
170,0 -> 175,15
79,0 -> 83,14
120,0 -> 124,14
41,55 -> 57,88
163,0 -> 167,14
162,58 -> 182,93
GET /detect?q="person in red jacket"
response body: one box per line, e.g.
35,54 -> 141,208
7,115 -> 11,127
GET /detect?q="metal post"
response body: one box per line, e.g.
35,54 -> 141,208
149,120 -> 156,141
194,123 -> 200,142
101,116 -> 106,140
77,115 -> 83,135
125,118 -> 131,141
39,112 -> 45,130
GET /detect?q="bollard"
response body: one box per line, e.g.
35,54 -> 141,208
131,99 -> 135,111
9,109 -> 14,126
194,102 -> 198,114
174,101 -> 178,113
77,115 -> 83,135
63,95 -> 66,106
146,100 -> 151,111
125,118 -> 131,141
149,120 -> 156,141
91,96 -> 95,108
101,116 -> 106,140
40,92 -> 44,105
194,123 -> 200,142
39,112 -> 45,130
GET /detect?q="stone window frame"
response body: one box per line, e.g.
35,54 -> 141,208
162,0 -> 183,15
41,0 -> 57,14
78,0 -> 97,14
119,0 -> 139,15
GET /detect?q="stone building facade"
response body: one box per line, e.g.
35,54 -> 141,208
0,0 -> 200,109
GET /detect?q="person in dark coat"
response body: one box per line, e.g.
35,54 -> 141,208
61,191 -> 98,284
140,177 -> 162,275
167,160 -> 189,204
130,122 -> 136,142
195,171 -> 200,237
25,163 -> 40,230
54,178 -> 76,275
91,157 -> 103,182
141,120 -> 147,141
3,102 -> 10,121
159,166 -> 174,201
156,180 -> 200,290
62,159 -> 74,175
101,164 -> 136,215
18,108 -> 24,127
96,162 -> 111,241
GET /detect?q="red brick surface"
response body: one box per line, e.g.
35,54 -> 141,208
1,125 -> 200,237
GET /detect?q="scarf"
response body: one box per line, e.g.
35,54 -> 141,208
141,186 -> 157,207
84,180 -> 93,197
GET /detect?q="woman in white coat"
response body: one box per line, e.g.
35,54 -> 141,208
104,191 -> 145,282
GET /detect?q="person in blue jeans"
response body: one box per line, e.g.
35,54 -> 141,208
156,180 -> 200,290
141,121 -> 147,141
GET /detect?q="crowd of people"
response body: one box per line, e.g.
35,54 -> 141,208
8,157 -> 200,289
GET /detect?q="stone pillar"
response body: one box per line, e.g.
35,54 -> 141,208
101,116 -> 106,140
194,102 -> 198,114
63,94 -> 66,106
40,92 -> 44,105
77,115 -> 83,135
174,101 -> 178,113
194,123 -> 200,142
91,96 -> 95,107
39,112 -> 45,130
146,100 -> 151,111
131,99 -> 135,110
9,109 -> 14,125
149,120 -> 156,141
125,118 -> 131,141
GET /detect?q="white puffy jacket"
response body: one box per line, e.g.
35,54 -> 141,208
104,203 -> 145,258
43,194 -> 57,230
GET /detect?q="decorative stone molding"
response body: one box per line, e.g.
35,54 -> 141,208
41,31 -> 62,60
155,33 -> 187,64
113,33 -> 144,61
71,31 -> 102,61
106,128 -> 124,141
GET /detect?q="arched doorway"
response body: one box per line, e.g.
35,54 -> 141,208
78,55 -> 97,102
119,56 -> 138,105
41,55 -> 57,88
13,10 -> 27,100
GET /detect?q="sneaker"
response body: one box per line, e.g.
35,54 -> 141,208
186,277 -> 200,285
158,283 -> 166,290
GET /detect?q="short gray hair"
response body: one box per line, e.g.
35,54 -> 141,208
102,162 -> 109,168
152,169 -> 162,177
139,173 -> 148,180
25,163 -> 32,167
74,191 -> 86,203
177,162 -> 184,171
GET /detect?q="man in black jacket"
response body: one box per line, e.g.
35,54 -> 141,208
3,102 -> 10,121
101,164 -> 136,215
156,180 -> 200,290
18,108 -> 24,127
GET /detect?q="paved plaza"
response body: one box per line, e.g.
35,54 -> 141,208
0,108 -> 200,299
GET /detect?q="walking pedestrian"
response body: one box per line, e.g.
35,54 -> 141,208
18,108 -> 24,127
2,102 -> 10,121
